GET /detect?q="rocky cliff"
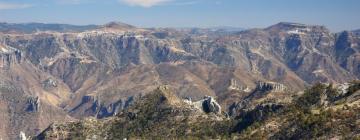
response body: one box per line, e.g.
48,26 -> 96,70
0,45 -> 22,69
0,21 -> 360,139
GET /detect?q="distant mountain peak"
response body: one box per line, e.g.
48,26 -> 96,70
102,21 -> 135,29
266,22 -> 310,31
277,22 -> 307,27
265,22 -> 329,35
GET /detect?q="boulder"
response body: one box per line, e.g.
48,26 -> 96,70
202,96 -> 222,114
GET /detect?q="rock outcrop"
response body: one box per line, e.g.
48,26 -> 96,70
42,78 -> 57,89
184,95 -> 222,114
69,95 -> 135,118
25,96 -> 40,112
256,81 -> 287,92
202,96 -> 222,114
228,79 -> 251,92
0,45 -> 22,69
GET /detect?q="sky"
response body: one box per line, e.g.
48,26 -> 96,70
0,0 -> 359,32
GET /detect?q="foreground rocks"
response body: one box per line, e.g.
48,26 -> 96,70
35,83 -> 360,139
36,86 -> 230,139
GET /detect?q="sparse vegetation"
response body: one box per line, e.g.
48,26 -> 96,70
234,83 -> 360,139
35,83 -> 360,140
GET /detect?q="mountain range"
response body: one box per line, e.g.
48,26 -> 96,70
0,21 -> 359,139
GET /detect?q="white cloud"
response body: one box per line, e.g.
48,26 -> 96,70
0,2 -> 32,10
120,0 -> 172,7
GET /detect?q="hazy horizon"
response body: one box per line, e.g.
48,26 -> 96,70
0,0 -> 359,32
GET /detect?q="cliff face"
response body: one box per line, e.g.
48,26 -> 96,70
0,45 -> 22,69
334,31 -> 360,78
0,39 -> 73,139
0,22 -> 360,139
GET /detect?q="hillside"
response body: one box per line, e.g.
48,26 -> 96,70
36,86 -> 231,139
35,82 -> 360,139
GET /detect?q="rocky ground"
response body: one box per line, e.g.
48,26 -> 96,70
34,82 -> 360,139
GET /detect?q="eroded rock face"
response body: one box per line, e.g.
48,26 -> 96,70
256,81 -> 287,92
334,31 -> 360,78
69,95 -> 135,118
95,98 -> 135,118
25,96 -> 40,112
337,82 -> 351,95
228,79 -> 251,92
42,78 -> 57,89
0,45 -> 22,69
202,96 -> 222,114
185,95 -> 222,114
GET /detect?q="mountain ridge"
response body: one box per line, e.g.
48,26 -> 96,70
1,21 -> 356,34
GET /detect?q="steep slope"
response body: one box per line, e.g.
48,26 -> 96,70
0,44 -> 73,139
35,83 -> 360,139
0,24 -> 308,119
234,82 -> 360,139
1,22 -> 358,113
334,31 -> 360,78
240,22 -> 354,84
36,86 -> 232,139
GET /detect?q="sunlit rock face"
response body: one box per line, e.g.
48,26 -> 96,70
256,81 -> 287,92
0,45 -> 22,69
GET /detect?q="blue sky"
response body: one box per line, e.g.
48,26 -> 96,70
0,0 -> 359,32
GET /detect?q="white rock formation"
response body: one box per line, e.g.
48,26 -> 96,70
256,81 -> 286,92
228,79 -> 251,92
184,96 -> 222,114
337,82 -> 351,95
19,131 -> 28,140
